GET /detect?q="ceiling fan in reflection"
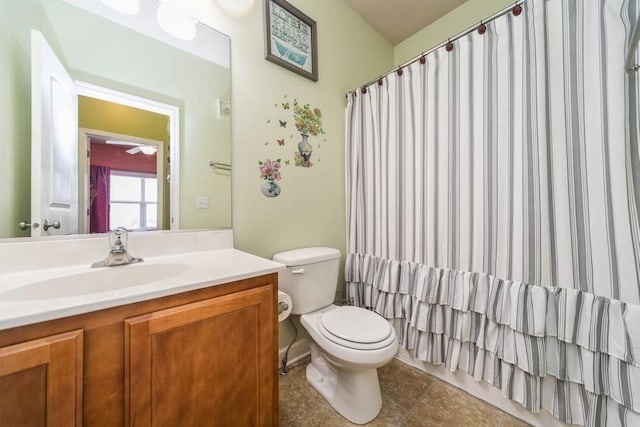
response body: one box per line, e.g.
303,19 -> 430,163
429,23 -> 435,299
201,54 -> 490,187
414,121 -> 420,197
105,140 -> 157,155
125,145 -> 157,155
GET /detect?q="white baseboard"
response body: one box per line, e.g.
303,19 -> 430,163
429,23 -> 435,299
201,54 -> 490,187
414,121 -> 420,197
395,348 -> 576,427
279,338 -> 310,370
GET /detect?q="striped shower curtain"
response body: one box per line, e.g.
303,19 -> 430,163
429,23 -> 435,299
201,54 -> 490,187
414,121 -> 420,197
345,0 -> 640,426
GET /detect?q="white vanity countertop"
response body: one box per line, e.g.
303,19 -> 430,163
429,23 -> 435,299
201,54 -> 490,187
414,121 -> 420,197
0,248 -> 285,330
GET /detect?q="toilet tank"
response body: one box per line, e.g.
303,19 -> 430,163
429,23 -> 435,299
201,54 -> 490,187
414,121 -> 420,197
273,247 -> 341,315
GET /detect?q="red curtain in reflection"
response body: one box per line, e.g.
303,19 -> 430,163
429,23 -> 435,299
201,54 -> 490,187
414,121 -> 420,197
89,165 -> 110,233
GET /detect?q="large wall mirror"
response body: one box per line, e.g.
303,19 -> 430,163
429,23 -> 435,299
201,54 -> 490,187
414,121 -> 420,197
0,0 -> 231,239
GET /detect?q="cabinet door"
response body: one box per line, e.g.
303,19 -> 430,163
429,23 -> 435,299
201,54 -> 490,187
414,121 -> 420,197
0,329 -> 83,427
125,285 -> 275,426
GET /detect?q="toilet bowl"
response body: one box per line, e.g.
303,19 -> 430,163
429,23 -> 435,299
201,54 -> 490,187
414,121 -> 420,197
301,305 -> 397,368
301,304 -> 398,424
273,248 -> 399,424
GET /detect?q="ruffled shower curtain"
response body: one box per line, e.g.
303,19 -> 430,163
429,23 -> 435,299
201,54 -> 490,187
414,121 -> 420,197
345,1 -> 640,426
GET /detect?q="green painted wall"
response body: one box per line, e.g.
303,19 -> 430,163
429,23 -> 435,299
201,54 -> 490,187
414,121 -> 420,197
201,0 -> 393,258
199,0 -> 394,348
0,0 -> 39,238
394,0 -> 514,66
78,96 -> 171,229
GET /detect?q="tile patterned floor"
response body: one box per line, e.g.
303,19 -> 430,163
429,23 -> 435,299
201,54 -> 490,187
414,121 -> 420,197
279,358 -> 532,427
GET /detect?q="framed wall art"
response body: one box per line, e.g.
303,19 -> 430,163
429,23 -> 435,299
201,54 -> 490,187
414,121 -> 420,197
264,0 -> 318,81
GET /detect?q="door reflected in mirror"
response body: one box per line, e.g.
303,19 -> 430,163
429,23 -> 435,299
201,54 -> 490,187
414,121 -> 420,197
0,0 -> 232,239
77,89 -> 174,235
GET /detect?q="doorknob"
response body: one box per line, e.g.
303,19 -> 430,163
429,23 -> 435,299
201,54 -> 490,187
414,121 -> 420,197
42,219 -> 61,231
18,221 -> 40,230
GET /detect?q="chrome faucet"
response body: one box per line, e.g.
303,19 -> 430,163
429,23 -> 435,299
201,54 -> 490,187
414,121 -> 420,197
91,227 -> 143,268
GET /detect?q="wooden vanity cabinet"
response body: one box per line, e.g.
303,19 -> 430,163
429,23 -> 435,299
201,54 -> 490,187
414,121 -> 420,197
0,273 -> 279,427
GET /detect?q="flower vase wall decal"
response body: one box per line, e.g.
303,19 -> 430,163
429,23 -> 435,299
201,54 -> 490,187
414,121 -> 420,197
261,180 -> 281,197
259,158 -> 282,197
293,99 -> 324,168
295,134 -> 312,167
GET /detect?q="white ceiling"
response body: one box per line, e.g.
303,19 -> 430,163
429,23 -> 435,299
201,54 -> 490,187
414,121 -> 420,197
343,0 -> 468,45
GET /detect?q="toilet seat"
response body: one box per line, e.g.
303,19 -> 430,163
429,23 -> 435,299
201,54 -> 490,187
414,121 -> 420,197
318,306 -> 395,350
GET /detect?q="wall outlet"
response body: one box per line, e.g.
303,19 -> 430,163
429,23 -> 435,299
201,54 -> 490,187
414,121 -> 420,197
196,196 -> 209,209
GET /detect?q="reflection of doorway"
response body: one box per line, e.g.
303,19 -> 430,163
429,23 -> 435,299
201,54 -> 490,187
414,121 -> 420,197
76,82 -> 181,232
81,131 -> 164,233
77,95 -> 170,233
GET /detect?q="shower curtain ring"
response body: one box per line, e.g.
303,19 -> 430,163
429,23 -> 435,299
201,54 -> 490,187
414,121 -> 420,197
512,3 -> 522,16
446,40 -> 454,52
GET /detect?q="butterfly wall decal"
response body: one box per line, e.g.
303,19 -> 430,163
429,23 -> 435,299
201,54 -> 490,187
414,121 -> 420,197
285,160 -> 290,165
277,139 -> 285,146
279,120 -> 287,128
264,141 -> 269,146
282,102 -> 290,110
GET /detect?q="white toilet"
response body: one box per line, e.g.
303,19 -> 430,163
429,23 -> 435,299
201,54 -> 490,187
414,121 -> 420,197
274,247 -> 398,424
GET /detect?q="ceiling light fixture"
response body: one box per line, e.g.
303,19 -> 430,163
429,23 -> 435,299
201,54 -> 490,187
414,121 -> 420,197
216,0 -> 255,17
100,0 -> 140,15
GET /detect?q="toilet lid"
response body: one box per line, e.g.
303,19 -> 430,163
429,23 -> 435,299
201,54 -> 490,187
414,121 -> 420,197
319,306 -> 394,350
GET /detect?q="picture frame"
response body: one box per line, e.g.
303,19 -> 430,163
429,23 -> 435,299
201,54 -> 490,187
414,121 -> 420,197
264,0 -> 318,82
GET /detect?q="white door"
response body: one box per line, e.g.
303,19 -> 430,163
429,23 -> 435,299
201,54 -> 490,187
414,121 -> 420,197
30,30 -> 78,236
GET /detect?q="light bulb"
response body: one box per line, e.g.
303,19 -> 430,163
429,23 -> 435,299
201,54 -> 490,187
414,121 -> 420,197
216,0 -> 255,17
157,2 -> 197,40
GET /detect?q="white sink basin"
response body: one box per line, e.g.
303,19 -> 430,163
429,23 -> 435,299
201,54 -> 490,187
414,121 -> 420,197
0,263 -> 192,300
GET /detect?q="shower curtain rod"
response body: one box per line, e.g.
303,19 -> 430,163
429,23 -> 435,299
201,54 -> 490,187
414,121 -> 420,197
347,1 -> 526,95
